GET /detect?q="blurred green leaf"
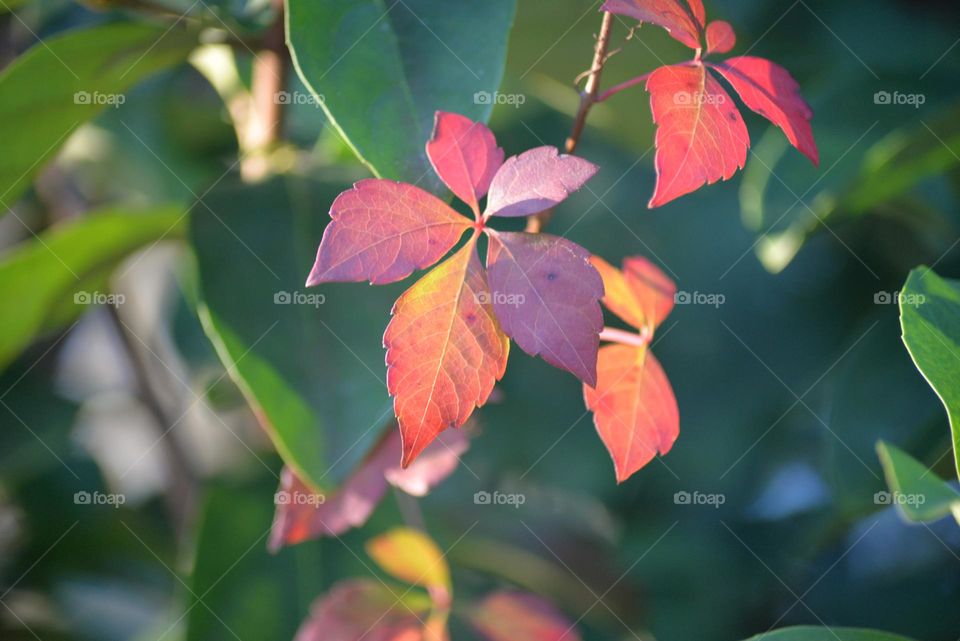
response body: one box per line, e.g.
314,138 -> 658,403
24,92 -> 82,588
0,22 -> 195,207
900,267 -> 960,480
186,480 -> 322,641
189,176 -> 398,491
286,0 -> 515,189
877,440 -> 960,524
0,206 -> 185,371
0,0 -> 30,13
743,628 -> 917,641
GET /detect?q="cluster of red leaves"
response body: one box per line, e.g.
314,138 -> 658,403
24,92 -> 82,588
294,528 -> 582,641
308,112 -> 604,468
604,0 -> 819,207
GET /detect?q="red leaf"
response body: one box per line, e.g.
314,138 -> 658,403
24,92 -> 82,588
584,345 -> 679,483
486,232 -> 604,386
269,429 -> 468,550
307,179 -> 471,286
602,0 -> 704,50
426,111 -> 504,215
590,255 -> 675,332
468,591 -> 582,641
483,147 -> 598,219
646,64 -> 749,208
705,20 -> 735,55
709,56 -> 819,166
294,580 -> 429,641
385,238 -> 509,467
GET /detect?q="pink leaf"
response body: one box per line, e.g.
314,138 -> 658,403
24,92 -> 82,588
426,111 -> 504,215
269,429 -> 468,550
602,0 -> 705,50
307,179 -> 471,286
484,147 -> 598,219
385,238 -> 509,467
584,345 -> 679,483
294,580 -> 429,641
709,56 -> 819,165
646,64 -> 749,208
486,232 -> 604,386
705,20 -> 735,55
468,591 -> 582,641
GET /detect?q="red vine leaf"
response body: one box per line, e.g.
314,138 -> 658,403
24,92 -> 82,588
602,0 -> 705,50
622,256 -> 676,330
584,344 -> 679,483
426,111 -> 504,216
486,232 -> 604,386
709,56 -> 819,165
294,580 -> 429,641
385,238 -> 509,467
484,147 -> 599,219
307,179 -> 471,285
468,591 -> 582,641
705,20 -> 736,55
646,64 -> 749,208
268,428 -> 468,551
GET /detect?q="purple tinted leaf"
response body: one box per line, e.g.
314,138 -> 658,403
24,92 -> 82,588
484,147 -> 598,219
486,232 -> 604,386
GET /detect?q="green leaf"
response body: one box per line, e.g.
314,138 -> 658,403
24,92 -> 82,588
0,22 -> 195,207
0,206 -> 186,371
186,479 -> 322,641
900,267 -> 960,480
286,0 -> 515,189
742,627 -> 918,641
877,440 -> 960,524
189,176 -> 397,491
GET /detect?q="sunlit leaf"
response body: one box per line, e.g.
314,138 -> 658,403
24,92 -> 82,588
294,580 -> 432,641
705,20 -> 736,55
877,440 -> 960,524
484,147 -> 598,219
366,527 -> 451,595
426,111 -> 504,215
468,590 -> 582,641
602,0 -> 704,50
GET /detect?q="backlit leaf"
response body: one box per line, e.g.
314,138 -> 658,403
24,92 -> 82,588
602,0 -> 704,50
710,57 -> 819,165
366,527 -> 451,594
623,256 -> 677,331
584,345 -> 679,482
269,428 -> 468,550
484,147 -> 598,219
900,267 -> 960,479
294,580 -> 431,641
705,20 -> 736,55
646,64 -> 749,208
426,112 -> 504,215
486,232 -> 604,386
468,590 -> 582,641
307,179 -> 471,286
385,238 -> 509,466
590,256 -> 650,331
876,441 -> 960,525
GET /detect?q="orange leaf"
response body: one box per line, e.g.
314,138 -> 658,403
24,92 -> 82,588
590,256 -> 675,332
468,590 -> 582,641
384,236 -> 509,466
584,344 -> 679,483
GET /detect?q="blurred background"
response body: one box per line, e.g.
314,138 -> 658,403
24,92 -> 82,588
2,0 -> 960,640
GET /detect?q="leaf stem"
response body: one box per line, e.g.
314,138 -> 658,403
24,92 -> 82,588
526,11 -> 614,233
596,71 -> 652,103
599,326 -> 651,347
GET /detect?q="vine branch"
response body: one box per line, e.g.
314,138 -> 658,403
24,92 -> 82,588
527,11 -> 614,233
